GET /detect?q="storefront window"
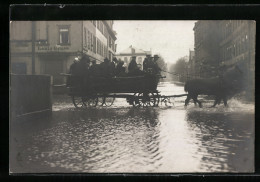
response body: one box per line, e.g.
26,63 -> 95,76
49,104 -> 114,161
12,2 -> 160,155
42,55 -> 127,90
59,27 -> 69,45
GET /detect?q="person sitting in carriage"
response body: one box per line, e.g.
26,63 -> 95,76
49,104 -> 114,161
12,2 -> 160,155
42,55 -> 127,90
100,58 -> 115,78
89,60 -> 100,77
146,54 -> 155,73
152,55 -> 161,75
69,57 -> 79,75
78,55 -> 91,92
143,54 -> 151,72
128,56 -> 138,75
115,60 -> 126,77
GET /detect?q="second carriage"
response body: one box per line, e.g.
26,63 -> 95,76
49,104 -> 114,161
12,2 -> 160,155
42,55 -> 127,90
66,73 -> 162,108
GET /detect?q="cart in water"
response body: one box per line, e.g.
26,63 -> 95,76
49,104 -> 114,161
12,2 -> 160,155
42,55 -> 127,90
65,73 -> 162,108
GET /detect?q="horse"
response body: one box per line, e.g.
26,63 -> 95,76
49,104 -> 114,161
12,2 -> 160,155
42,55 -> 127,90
184,65 -> 244,108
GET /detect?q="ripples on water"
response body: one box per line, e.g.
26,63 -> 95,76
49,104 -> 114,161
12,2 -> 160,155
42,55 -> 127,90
13,81 -> 254,173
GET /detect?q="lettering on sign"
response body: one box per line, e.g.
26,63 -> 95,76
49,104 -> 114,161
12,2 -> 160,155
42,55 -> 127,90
37,46 -> 70,51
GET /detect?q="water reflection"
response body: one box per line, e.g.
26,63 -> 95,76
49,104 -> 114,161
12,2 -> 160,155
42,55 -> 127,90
186,110 -> 254,172
19,107 -> 164,172
11,81 -> 254,173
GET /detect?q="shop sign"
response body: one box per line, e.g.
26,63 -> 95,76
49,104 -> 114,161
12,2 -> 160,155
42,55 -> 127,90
37,45 -> 70,51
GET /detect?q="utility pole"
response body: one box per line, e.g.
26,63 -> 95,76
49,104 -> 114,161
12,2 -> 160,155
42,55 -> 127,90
31,21 -> 36,74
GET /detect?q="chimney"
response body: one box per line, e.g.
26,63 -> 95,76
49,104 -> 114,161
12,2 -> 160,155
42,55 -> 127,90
131,47 -> 135,54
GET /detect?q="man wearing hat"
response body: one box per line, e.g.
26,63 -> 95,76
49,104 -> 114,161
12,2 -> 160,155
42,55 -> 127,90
152,55 -> 161,74
143,54 -> 151,72
147,54 -> 155,73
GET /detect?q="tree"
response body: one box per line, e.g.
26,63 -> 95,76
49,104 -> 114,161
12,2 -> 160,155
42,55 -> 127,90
169,56 -> 189,82
156,54 -> 167,71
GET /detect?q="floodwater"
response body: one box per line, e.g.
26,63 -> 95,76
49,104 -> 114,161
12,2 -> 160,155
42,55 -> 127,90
10,81 -> 255,173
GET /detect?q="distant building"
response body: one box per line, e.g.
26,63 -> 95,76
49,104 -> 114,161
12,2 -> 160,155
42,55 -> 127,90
193,20 -> 255,79
187,50 -> 195,79
115,45 -> 151,71
193,21 -> 221,78
193,20 -> 255,100
10,21 -> 117,85
218,20 -> 255,73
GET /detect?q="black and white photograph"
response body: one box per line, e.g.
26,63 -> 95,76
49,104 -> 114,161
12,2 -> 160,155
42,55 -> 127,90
10,20 -> 255,173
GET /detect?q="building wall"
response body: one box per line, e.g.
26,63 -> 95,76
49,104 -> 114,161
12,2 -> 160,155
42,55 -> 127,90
10,20 -> 117,85
218,20 -> 255,100
82,21 -> 116,63
193,20 -> 255,100
219,20 -> 255,69
193,20 -> 220,78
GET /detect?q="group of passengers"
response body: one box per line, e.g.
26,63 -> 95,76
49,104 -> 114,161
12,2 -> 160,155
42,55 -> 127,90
69,54 -> 161,78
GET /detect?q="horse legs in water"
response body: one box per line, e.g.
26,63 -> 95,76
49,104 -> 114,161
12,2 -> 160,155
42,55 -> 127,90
223,96 -> 228,107
192,95 -> 202,108
211,95 -> 228,107
185,94 -> 202,108
185,94 -> 191,107
211,96 -> 221,108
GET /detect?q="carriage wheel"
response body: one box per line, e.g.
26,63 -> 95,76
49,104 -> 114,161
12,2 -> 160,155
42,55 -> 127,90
132,93 -> 140,107
103,95 -> 115,107
153,92 -> 160,107
135,92 -> 157,107
72,96 -> 86,108
97,96 -> 105,106
87,96 -> 98,107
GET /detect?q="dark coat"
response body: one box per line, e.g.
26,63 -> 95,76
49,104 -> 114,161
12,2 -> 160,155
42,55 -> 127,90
143,58 -> 148,71
128,59 -> 138,73
89,64 -> 100,77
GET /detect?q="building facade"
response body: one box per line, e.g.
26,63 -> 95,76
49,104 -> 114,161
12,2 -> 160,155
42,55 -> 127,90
193,20 -> 255,79
193,21 -> 221,78
115,45 -> 151,71
218,20 -> 255,73
187,50 -> 195,79
10,21 -> 117,85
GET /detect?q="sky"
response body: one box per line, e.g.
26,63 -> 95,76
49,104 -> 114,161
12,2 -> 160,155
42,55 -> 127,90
113,21 -> 196,65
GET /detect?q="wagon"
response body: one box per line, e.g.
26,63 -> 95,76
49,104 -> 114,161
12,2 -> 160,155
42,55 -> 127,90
66,73 -> 162,108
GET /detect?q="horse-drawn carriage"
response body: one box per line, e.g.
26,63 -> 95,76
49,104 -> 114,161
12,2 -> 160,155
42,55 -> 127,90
64,64 -> 244,108
66,73 -> 162,108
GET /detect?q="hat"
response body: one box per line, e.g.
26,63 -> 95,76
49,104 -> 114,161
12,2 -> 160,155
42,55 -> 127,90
113,57 -> 119,62
132,56 -> 136,58
146,54 -> 151,57
153,55 -> 159,59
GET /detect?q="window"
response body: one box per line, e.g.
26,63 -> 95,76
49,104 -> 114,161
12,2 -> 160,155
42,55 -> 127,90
84,27 -> 87,46
93,36 -> 96,53
100,22 -> 103,34
91,34 -> 93,51
88,31 -> 91,49
97,39 -> 100,55
59,26 -> 70,45
109,36 -> 112,48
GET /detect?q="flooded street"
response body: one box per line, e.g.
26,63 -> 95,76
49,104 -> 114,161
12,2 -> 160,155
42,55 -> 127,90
10,81 -> 254,173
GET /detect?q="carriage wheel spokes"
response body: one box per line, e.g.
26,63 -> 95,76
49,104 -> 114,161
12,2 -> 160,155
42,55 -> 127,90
136,92 -> 156,107
72,96 -> 86,108
132,93 -> 140,107
87,95 -> 98,107
153,92 -> 160,107
103,95 -> 115,107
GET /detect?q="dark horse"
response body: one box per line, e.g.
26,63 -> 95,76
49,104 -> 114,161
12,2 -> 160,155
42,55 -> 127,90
184,65 -> 244,108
